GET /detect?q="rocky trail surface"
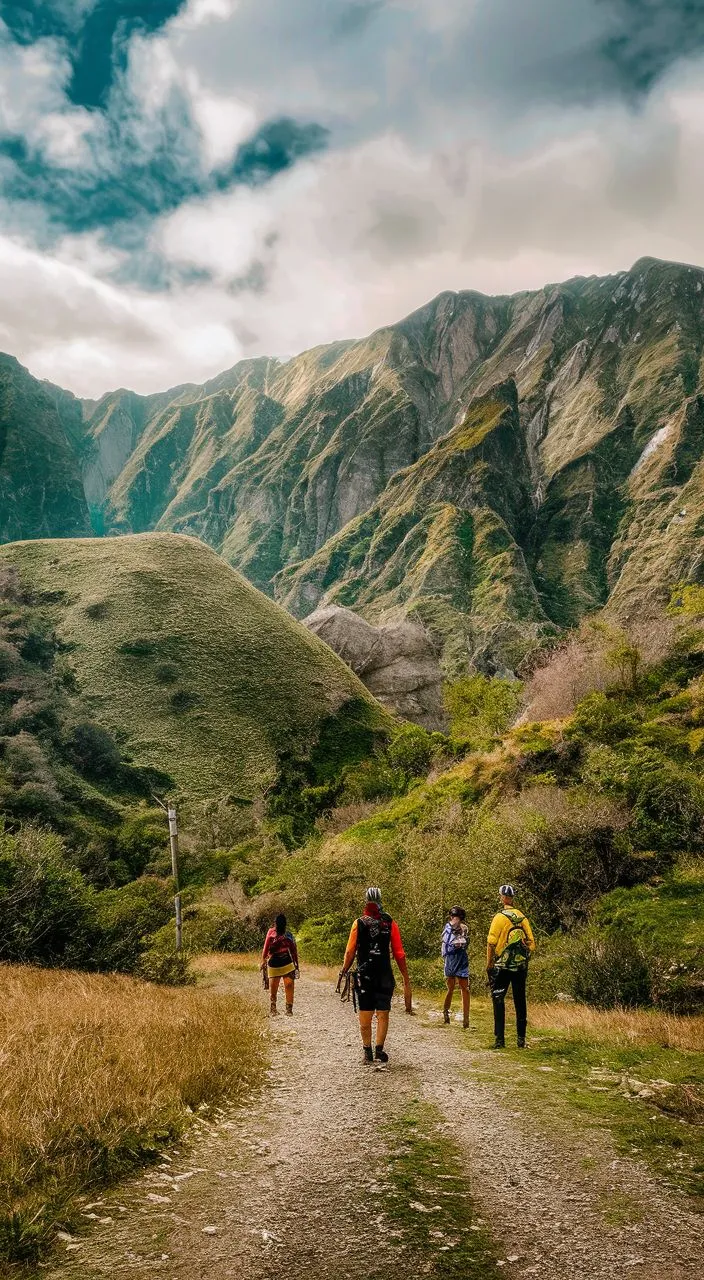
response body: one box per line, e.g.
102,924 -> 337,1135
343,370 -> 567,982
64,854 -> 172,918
50,969 -> 703,1280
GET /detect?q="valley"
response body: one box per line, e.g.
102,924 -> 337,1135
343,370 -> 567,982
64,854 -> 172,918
3,257 -> 704,672
0,258 -> 703,1277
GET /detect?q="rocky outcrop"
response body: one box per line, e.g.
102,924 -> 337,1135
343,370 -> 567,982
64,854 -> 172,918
303,604 -> 446,730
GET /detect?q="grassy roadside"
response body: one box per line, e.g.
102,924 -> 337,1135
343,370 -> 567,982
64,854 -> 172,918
372,1100 -> 503,1279
0,965 -> 267,1272
436,995 -> 704,1204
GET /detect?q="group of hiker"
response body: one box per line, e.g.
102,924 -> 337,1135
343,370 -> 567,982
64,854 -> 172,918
260,884 -> 535,1059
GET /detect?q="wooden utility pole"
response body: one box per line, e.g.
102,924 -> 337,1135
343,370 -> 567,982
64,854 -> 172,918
168,805 -> 183,953
154,796 -> 183,953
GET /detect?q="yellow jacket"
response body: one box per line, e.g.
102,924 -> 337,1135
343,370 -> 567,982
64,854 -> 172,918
487,907 -> 535,964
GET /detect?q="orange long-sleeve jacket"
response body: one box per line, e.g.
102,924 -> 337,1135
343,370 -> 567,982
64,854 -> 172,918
342,914 -> 406,972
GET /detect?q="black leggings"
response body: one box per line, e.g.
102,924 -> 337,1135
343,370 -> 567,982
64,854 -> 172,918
491,967 -> 527,1041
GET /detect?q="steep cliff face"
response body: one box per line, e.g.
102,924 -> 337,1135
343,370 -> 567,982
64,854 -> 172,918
2,256 -> 704,672
0,355 -> 90,543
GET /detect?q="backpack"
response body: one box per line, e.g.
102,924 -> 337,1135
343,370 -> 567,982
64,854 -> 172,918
497,910 -> 530,970
356,911 -> 394,991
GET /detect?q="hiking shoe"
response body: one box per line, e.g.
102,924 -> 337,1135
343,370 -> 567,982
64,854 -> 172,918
285,1004 -> 294,1017
463,1020 -> 470,1030
517,1036 -> 526,1048
363,1046 -> 374,1065
443,1009 -> 450,1025
375,1047 -> 389,1064
491,1039 -> 505,1050
270,1004 -> 278,1017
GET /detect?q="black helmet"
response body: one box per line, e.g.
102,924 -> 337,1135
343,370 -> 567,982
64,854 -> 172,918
448,905 -> 466,921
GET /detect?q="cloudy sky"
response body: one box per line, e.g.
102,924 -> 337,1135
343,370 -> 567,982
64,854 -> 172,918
2,0 -> 704,396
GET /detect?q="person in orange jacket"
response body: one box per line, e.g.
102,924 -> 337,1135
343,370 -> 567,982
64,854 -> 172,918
339,886 -> 413,1065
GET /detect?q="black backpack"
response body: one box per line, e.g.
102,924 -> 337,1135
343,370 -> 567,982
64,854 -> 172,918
356,911 -> 394,989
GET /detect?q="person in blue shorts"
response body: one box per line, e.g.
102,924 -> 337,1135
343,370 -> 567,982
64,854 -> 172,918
441,905 -> 470,1028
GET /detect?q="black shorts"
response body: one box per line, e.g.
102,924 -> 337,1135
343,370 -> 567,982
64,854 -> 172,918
357,978 -> 395,1012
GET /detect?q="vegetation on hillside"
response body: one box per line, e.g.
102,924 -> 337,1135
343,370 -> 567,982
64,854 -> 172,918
222,605 -> 704,1014
0,539 -> 389,979
0,965 -> 266,1267
0,535 -> 389,798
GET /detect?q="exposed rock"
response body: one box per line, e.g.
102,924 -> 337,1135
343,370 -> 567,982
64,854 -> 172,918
303,604 -> 447,731
4,256 -> 704,669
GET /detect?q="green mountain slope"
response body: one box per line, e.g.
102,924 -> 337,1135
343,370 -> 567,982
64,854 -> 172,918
0,534 -> 389,798
3,257 -> 704,671
278,381 -> 552,670
0,355 -> 90,543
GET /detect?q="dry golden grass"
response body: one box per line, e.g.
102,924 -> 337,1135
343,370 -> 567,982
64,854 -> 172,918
0,964 -> 266,1266
531,1001 -> 704,1052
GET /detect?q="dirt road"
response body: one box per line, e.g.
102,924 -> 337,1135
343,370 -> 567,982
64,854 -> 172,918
50,969 -> 703,1280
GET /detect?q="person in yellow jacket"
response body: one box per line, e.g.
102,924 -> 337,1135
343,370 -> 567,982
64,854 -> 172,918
486,884 -> 535,1049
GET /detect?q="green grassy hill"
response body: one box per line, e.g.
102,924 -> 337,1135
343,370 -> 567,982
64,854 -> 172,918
0,533 -> 389,799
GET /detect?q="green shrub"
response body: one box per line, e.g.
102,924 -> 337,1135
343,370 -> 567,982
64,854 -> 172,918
115,807 -> 169,878
626,750 -> 704,852
297,913 -> 349,965
444,674 -> 522,747
386,724 -> 438,777
68,721 -> 122,780
569,693 -> 640,745
152,902 -> 262,956
568,928 -> 652,1008
0,825 -> 95,966
341,757 -> 404,802
136,949 -> 195,985
92,877 -> 173,972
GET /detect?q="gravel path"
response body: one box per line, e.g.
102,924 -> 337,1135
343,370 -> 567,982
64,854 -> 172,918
50,970 -> 703,1280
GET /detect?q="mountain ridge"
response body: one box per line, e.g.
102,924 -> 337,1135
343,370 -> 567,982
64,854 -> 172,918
3,255 -> 704,671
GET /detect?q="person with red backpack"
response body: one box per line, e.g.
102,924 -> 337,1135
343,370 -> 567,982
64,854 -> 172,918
486,885 -> 535,1049
339,887 -> 413,1066
261,913 -> 300,1016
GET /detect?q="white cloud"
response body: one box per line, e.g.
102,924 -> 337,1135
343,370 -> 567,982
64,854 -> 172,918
0,235 -> 241,396
3,2 -> 704,398
0,24 -> 95,166
186,80 -> 256,167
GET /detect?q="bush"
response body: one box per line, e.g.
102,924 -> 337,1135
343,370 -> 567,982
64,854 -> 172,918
136,949 -> 194,985
569,693 -> 641,745
115,806 -> 169,878
92,877 -> 173,972
297,913 -> 349,965
0,825 -> 95,966
386,724 -> 439,777
567,928 -> 652,1008
626,750 -> 704,853
68,721 -> 122,780
151,902 -> 262,957
341,756 -> 404,802
444,674 -> 522,747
